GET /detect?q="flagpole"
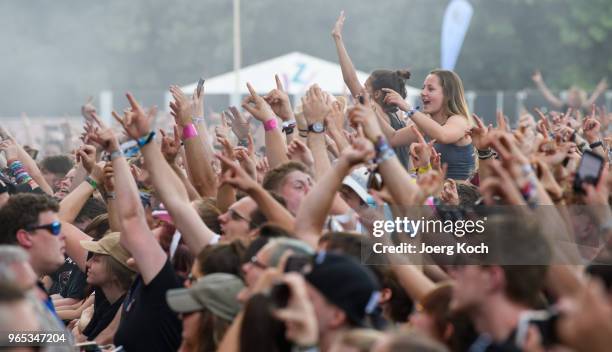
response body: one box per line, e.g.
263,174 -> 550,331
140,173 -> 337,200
232,0 -> 241,106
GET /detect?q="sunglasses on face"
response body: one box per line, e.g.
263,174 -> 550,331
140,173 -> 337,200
25,221 -> 62,236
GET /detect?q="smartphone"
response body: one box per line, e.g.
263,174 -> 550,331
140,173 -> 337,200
269,283 -> 290,308
284,255 -> 310,273
516,309 -> 561,347
573,150 -> 604,193
75,341 -> 101,352
197,78 -> 205,96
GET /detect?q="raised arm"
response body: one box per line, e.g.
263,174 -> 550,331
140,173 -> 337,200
58,146 -> 104,224
532,70 -> 564,109
217,154 -> 295,232
348,94 -> 420,206
170,85 -> 218,198
584,78 -> 608,109
294,135 -> 374,248
331,11 -> 364,97
138,126 -> 217,256
302,85 -> 333,179
242,83 -> 289,168
88,95 -> 167,285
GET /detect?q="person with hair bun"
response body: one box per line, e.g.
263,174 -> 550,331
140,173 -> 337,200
333,11 -> 475,180
332,11 -> 411,168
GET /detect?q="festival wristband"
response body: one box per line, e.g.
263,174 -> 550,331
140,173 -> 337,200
589,141 -> 603,149
137,131 -> 156,148
182,124 -> 198,140
110,150 -> 124,161
264,118 -> 278,132
192,117 -> 205,124
85,176 -> 98,190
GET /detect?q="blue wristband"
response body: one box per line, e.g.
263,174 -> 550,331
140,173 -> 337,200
137,131 -> 156,148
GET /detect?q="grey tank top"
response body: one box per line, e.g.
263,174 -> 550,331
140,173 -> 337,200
433,142 -> 475,180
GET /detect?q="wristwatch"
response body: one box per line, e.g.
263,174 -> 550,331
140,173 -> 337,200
282,121 -> 297,135
308,122 -> 325,133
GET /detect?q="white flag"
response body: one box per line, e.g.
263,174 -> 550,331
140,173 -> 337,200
441,0 -> 473,70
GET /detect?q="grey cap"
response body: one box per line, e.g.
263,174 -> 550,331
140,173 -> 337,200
166,273 -> 244,321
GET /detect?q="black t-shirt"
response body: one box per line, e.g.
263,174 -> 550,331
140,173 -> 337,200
113,260 -> 182,352
83,289 -> 125,341
49,257 -> 88,300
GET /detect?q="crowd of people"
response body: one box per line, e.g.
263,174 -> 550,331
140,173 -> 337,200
0,11 -> 611,352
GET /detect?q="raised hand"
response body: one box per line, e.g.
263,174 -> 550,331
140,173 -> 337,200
242,83 -> 275,123
583,114 -> 601,143
217,153 -> 258,192
409,125 -> 434,169
0,138 -> 19,161
226,107 -> 252,140
86,112 -> 120,153
287,139 -> 314,168
159,126 -> 181,163
331,11 -> 345,40
480,159 -> 526,205
341,135 -> 375,166
264,74 -> 294,121
495,110 -> 509,132
234,147 -> 257,180
76,144 -> 98,174
216,134 -> 235,161
81,96 -> 97,122
382,88 -> 410,112
273,273 -> 319,347
112,93 -> 156,140
102,162 -> 115,192
469,114 -> 491,151
301,84 -> 331,125
326,99 -> 345,132
169,85 -> 193,127
347,91 -> 383,142
440,179 -> 459,205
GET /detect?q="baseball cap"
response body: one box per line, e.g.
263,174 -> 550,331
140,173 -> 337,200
305,252 -> 381,327
341,167 -> 374,205
166,273 -> 244,321
80,232 -> 134,272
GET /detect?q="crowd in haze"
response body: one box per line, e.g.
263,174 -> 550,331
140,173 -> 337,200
0,11 -> 611,352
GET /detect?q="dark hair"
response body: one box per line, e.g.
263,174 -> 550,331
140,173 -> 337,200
172,243 -> 194,282
262,162 -> 312,193
258,223 -> 294,239
40,155 -> 74,176
456,182 -> 480,208
197,306 -> 233,352
75,197 -> 107,225
249,193 -> 287,230
420,283 -> 477,352
197,241 -> 246,277
193,198 -> 222,234
369,69 -> 411,112
239,294 -> 291,352
82,213 -> 110,241
381,269 -> 413,323
0,193 -> 59,244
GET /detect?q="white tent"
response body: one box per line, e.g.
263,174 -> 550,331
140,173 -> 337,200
181,51 -> 420,98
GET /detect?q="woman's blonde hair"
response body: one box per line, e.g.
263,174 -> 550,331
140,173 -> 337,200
430,69 -> 473,126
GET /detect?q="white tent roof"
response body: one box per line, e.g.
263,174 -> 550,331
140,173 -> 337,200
182,51 -> 420,97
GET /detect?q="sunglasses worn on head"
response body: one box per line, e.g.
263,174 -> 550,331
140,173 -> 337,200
25,221 -> 61,236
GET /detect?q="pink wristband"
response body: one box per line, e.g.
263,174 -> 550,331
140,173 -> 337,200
263,118 -> 278,132
182,123 -> 198,140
